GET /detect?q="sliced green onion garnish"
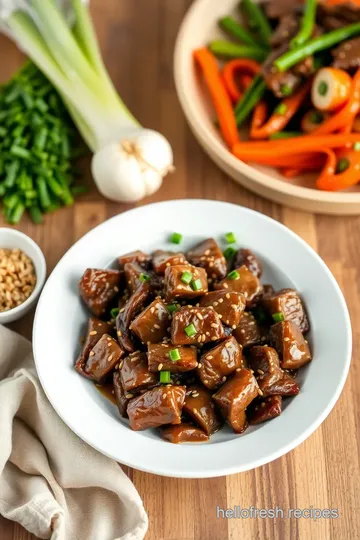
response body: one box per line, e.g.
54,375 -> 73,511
184,323 -> 197,337
227,270 -> 239,280
225,232 -> 236,244
223,246 -> 237,259
110,307 -> 119,319
181,271 -> 193,284
139,273 -> 150,282
280,84 -> 293,97
275,103 -> 288,116
272,312 -> 285,322
166,303 -> 178,314
318,81 -> 328,96
160,371 -> 171,383
336,158 -> 350,174
191,279 -> 202,291
353,142 -> 360,152
169,349 -> 181,361
170,232 -> 183,244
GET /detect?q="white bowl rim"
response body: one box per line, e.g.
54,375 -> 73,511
32,200 -> 352,478
0,228 -> 46,321
173,0 -> 360,206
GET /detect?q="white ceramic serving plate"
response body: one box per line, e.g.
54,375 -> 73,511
174,0 -> 360,215
0,228 -> 46,324
33,200 -> 351,478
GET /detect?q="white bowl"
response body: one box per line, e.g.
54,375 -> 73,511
174,0 -> 360,215
33,200 -> 351,478
0,228 -> 46,324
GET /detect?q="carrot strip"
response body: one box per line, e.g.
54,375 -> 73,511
250,80 -> 312,139
251,101 -> 269,133
194,48 -> 240,148
222,59 -> 261,103
317,148 -> 360,191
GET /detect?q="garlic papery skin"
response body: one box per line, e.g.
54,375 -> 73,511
91,129 -> 174,203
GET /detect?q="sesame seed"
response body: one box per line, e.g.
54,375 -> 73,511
154,324 -> 160,329
192,407 -> 199,414
213,301 -> 218,306
89,351 -> 95,357
222,376 -> 227,382
150,307 -> 155,314
192,391 -> 199,397
210,323 -> 218,328
218,298 -> 224,304
126,393 -> 133,399
258,389 -> 264,396
231,304 -> 237,309
119,307 -> 125,313
261,402 -> 266,407
115,363 -> 119,369
236,368 -> 241,372
209,262 -> 214,268
226,293 -> 230,299
119,361 -> 124,369
205,250 -> 210,255
117,330 -> 122,337
166,262 -> 171,267
89,330 -> 97,336
198,363 -> 202,368
107,342 -> 112,347
223,283 -> 229,289
207,355 -> 214,360
225,341 -> 231,348
158,363 -> 163,370
257,369 -> 264,375
211,336 -> 218,341
197,336 -> 202,343
206,331 -> 210,336
108,354 -> 114,363
114,286 -> 119,292
284,337 -> 290,341
218,314 -> 223,319
196,312 -> 203,320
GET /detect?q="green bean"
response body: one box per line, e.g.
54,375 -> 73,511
21,90 -> 34,109
34,127 -> 48,150
10,202 -> 25,224
10,145 -> 31,160
275,21 -> 360,71
4,85 -> 21,104
240,0 -> 272,46
36,177 -> 51,209
209,40 -> 267,61
47,176 -> 63,198
235,76 -> 267,126
4,193 -> 20,210
0,127 -> 6,137
29,206 -> 44,224
219,16 -> 264,49
35,97 -> 49,113
4,161 -> 20,187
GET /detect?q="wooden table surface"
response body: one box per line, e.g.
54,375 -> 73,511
1,1 -> 359,539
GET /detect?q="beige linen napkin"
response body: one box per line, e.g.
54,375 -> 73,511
0,325 -> 148,540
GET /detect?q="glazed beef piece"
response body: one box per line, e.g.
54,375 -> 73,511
213,369 -> 260,433
215,265 -> 262,307
187,238 -> 227,280
317,2 -> 360,31
263,288 -> 309,333
247,395 -> 282,425
75,317 -> 112,377
116,283 -> 150,352
113,370 -> 129,418
148,343 -> 198,372
261,45 -> 302,98
263,0 -> 303,19
233,312 -> 262,348
183,385 -> 223,435
79,268 -> 123,317
120,352 -> 157,393
160,423 -> 209,443
118,250 -> 151,270
199,290 -> 246,328
234,249 -> 262,278
198,336 -> 244,390
152,250 -> 187,274
124,261 -> 148,293
127,385 -> 186,430
248,345 -> 299,397
271,13 -> 300,48
171,306 -> 225,345
332,37 -> 360,71
84,334 -> 123,382
130,298 -> 170,344
164,264 -> 208,301
262,284 -> 275,302
270,321 -> 312,369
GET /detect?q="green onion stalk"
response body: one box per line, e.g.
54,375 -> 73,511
1,0 -> 174,202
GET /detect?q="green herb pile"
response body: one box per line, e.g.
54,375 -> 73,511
0,62 -> 86,224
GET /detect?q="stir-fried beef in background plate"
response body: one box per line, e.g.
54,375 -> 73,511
262,0 -> 303,20
332,37 -> 360,71
317,2 -> 360,31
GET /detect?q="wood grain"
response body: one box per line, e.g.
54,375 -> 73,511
0,1 -> 359,539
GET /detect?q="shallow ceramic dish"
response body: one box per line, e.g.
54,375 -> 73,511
33,200 -> 351,478
174,0 -> 360,215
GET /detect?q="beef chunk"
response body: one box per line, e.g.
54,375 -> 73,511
247,395 -> 282,425
213,369 -> 260,433
124,261 -> 148,293
215,265 -> 262,307
79,268 -> 123,317
171,306 -> 225,345
116,283 -> 150,352
263,0 -> 302,19
187,238 -> 227,280
84,334 -> 123,382
152,250 -> 187,274
199,290 -> 246,328
120,352 -> 157,393
233,312 -> 262,348
261,45 -> 302,98
248,345 -> 299,396
263,288 -> 309,333
262,284 -> 275,302
130,298 -> 170,344
164,264 -> 208,301
118,250 -> 151,269
332,37 -> 360,71
127,385 -> 186,430
184,385 -> 223,435
199,336 -> 244,390
271,13 -> 300,48
75,317 -> 112,378
113,370 -> 129,418
148,343 -> 198,372
234,248 -> 263,278
160,423 -> 209,443
270,321 -> 312,369
318,3 -> 360,31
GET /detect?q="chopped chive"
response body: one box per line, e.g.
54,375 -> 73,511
225,232 -> 236,244
354,142 -> 360,152
10,145 -> 31,160
170,232 -> 182,244
275,103 -> 288,115
336,158 -> 350,174
160,371 -> 171,383
223,246 -> 237,260
139,273 -> 150,282
110,308 -> 119,319
169,349 -> 181,361
166,303 -> 178,314
184,323 -> 197,337
272,312 -> 285,322
191,279 -> 202,291
318,81 -> 328,96
181,271 -> 193,284
227,270 -> 240,280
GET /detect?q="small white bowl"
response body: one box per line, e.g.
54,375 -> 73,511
0,228 -> 46,324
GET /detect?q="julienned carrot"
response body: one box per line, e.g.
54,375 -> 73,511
251,101 -> 268,131
248,153 -> 325,168
222,59 -> 261,102
317,148 -> 360,191
250,80 -> 312,139
194,48 -> 239,148
313,69 -> 360,134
